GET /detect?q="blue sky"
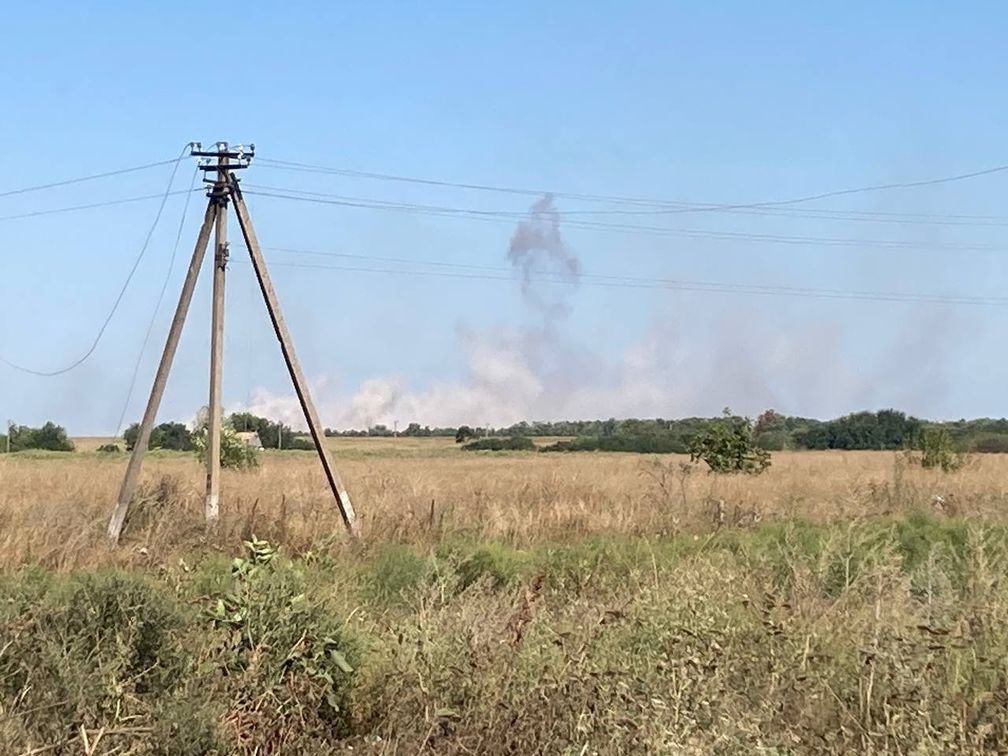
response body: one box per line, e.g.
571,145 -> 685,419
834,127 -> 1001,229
2,2 -> 1008,433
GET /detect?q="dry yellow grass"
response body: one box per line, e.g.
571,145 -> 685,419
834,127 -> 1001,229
6,441 -> 1008,752
3,441 -> 1008,569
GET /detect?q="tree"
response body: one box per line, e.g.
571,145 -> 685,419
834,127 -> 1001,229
688,410 -> 770,475
228,411 -> 294,449
192,412 -> 258,470
5,422 -> 74,452
455,425 -> 476,444
917,427 -> 964,472
123,422 -> 193,452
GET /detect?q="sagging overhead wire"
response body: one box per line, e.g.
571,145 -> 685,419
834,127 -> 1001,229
259,245 -> 1008,308
243,185 -> 1007,252
0,188 -> 203,222
114,164 -> 201,434
256,156 -> 1008,217
0,149 -> 190,377
0,157 -> 185,199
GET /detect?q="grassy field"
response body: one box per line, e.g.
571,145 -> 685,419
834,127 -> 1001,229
3,442 -> 1008,753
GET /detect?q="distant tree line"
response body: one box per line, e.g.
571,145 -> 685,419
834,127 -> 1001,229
122,413 -> 316,452
9,409 -> 1008,455
460,410 -> 1008,455
325,423 -> 458,438
0,422 -> 74,452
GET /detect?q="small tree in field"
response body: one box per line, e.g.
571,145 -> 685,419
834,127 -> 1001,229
917,427 -> 964,472
689,409 -> 771,475
191,408 -> 258,470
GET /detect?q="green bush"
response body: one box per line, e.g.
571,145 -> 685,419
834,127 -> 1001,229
462,436 -> 536,452
207,537 -> 358,745
917,427 -> 964,472
688,410 -> 770,474
0,571 -> 192,745
192,423 -> 259,470
96,443 -> 121,453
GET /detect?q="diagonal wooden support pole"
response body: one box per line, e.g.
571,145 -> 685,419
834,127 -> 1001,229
228,177 -> 359,537
107,201 -> 218,543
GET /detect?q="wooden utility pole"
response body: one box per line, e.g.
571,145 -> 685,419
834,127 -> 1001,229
205,145 -> 229,524
108,202 -> 217,541
230,175 -> 359,536
107,142 -> 359,543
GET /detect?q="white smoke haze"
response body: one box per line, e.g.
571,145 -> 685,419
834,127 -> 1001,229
236,195 -> 973,431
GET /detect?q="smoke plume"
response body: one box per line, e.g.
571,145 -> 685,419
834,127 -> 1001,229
507,194 -> 581,319
236,195 -> 978,431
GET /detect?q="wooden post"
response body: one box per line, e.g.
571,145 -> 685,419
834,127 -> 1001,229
229,180 -> 359,536
205,149 -> 229,524
108,201 -> 217,543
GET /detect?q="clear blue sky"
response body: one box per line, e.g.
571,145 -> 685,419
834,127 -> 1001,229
2,2 -> 1008,433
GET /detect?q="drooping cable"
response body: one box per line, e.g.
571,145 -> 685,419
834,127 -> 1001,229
0,149 -> 189,376
114,165 -> 200,435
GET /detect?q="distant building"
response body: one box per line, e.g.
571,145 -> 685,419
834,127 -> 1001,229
235,431 -> 263,450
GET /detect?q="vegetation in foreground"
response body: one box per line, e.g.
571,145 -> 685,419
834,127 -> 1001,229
3,516 -> 1008,754
4,445 -> 1008,752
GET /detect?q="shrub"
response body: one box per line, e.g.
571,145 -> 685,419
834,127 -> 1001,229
96,443 -> 121,453
462,436 -> 535,452
917,427 -> 964,472
207,538 -> 358,745
688,410 -> 770,475
192,423 -> 259,470
0,571 -> 190,744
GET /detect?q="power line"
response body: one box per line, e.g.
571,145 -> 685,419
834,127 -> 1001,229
254,163 -> 1008,226
0,157 -> 185,199
258,245 -> 1008,307
0,148 -> 190,377
244,186 -> 1006,252
257,156 -> 1008,216
115,166 -> 200,435
0,188 -> 203,222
